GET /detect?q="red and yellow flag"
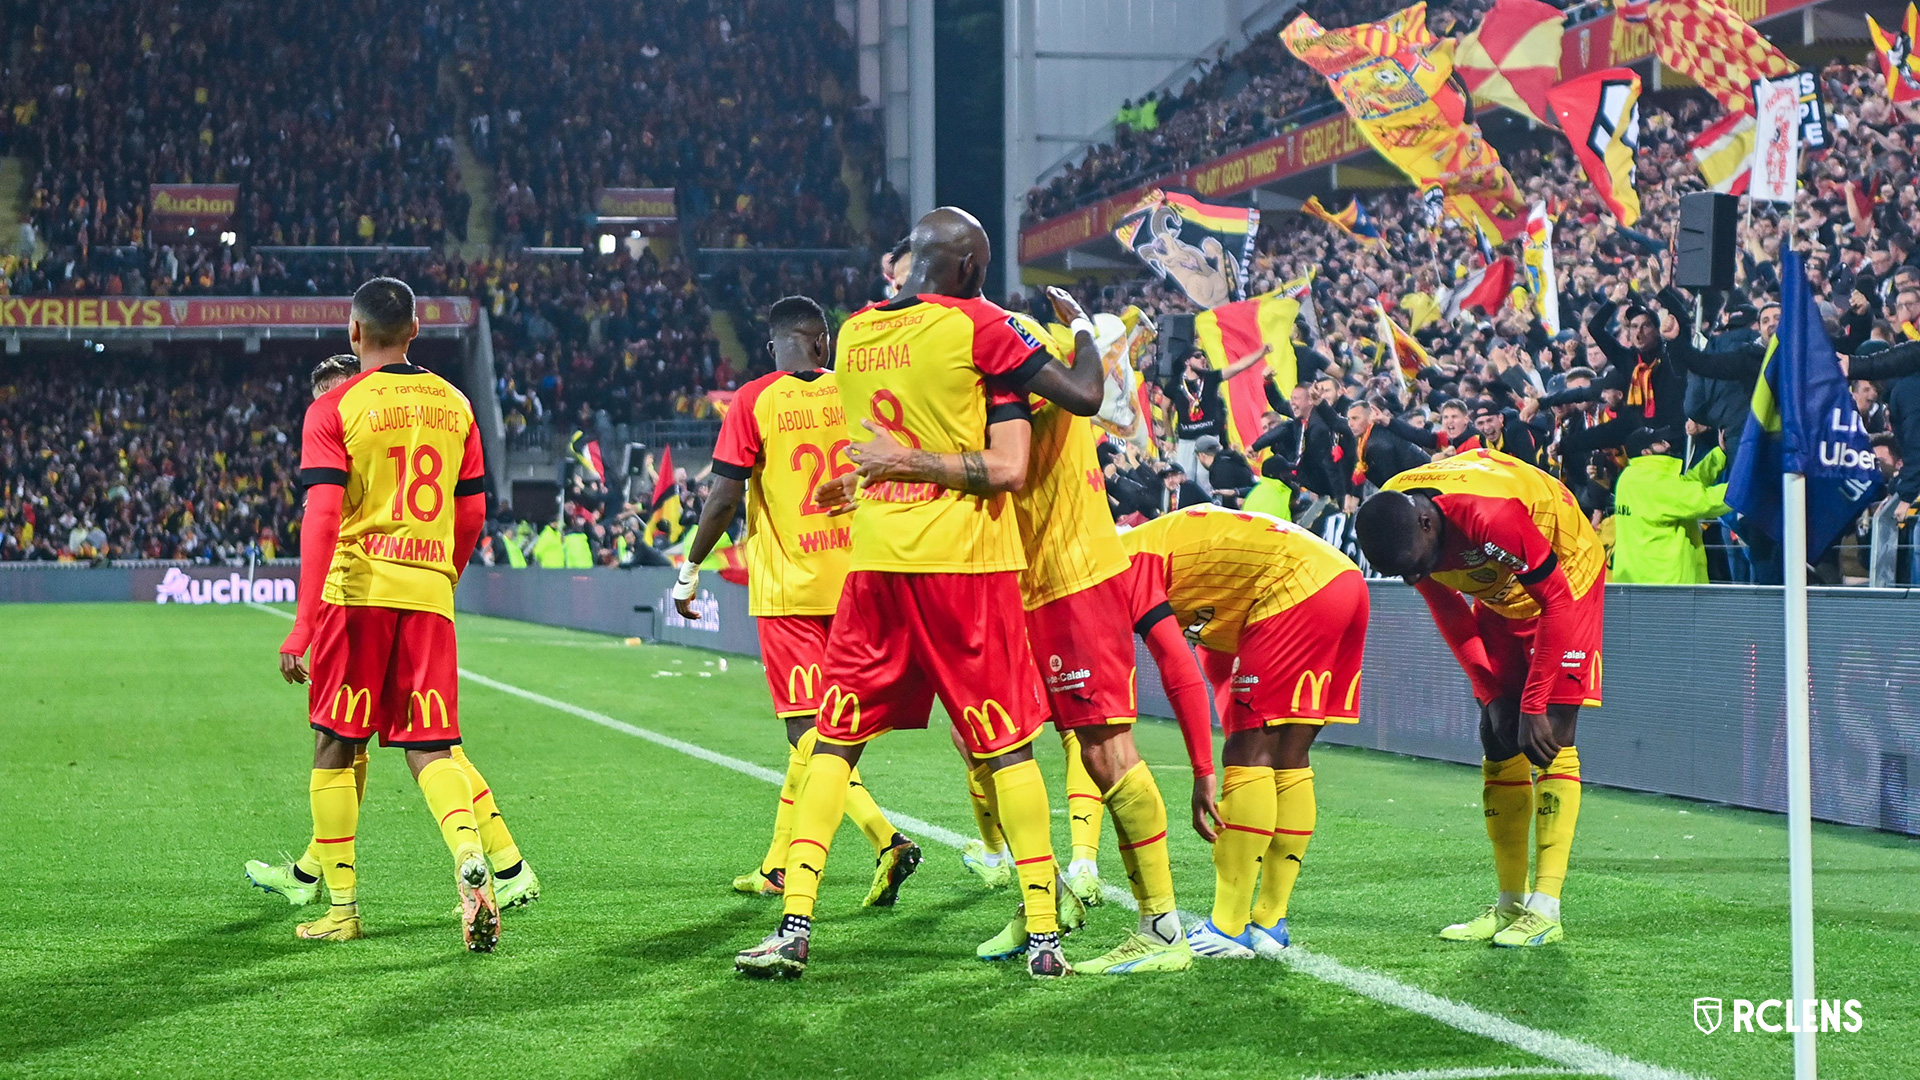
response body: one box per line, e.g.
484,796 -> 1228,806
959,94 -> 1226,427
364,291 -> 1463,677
1193,286 -> 1303,452
1868,5 -> 1920,103
1455,0 -> 1564,126
1645,0 -> 1795,115
1546,68 -> 1643,226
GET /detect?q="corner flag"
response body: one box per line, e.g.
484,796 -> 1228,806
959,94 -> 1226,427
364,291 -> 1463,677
1724,250 -> 1881,557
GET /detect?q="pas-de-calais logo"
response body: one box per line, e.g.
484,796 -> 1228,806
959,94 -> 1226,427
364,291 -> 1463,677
1695,998 -> 1722,1035
1048,654 -> 1063,674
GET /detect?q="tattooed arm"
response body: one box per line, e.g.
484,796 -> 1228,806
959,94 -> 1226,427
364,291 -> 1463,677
847,416 -> 1033,495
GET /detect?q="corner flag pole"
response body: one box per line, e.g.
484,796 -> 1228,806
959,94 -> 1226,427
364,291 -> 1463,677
1782,469 -> 1817,1080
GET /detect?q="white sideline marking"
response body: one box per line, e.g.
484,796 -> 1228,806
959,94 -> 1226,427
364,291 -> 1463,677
1305,1060 -> 1589,1068
246,602 -> 1700,1080
1306,1069 -> 1593,1080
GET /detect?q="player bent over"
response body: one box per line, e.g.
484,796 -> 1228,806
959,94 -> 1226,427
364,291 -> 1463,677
248,355 -> 539,915
733,208 -> 1108,979
276,279 -> 504,951
1355,448 -> 1603,947
675,296 -> 920,908
1122,506 -> 1367,959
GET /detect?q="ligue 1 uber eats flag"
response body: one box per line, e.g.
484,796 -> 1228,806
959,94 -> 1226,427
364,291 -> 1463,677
1726,251 -> 1882,556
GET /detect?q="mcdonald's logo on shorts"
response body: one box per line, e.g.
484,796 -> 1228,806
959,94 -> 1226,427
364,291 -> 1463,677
787,663 -> 823,704
820,685 -> 862,736
409,689 -> 451,731
1291,670 -> 1333,714
962,699 -> 1016,743
331,685 -> 373,728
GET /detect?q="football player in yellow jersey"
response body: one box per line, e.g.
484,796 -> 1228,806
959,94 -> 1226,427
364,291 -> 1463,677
675,296 -> 921,908
734,208 -> 1109,980
1121,506 -> 1369,959
275,279 -> 504,952
246,355 -> 540,919
1356,449 -> 1605,947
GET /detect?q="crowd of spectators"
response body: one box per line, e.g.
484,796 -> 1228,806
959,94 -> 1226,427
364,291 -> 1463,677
1054,57 -> 1920,586
448,0 -> 903,252
0,352 -> 312,562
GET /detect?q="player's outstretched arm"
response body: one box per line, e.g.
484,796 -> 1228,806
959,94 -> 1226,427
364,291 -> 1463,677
674,475 -> 745,617
849,417 -> 1032,495
1016,287 -> 1104,416
280,483 -> 344,684
1411,576 -> 1500,703
1139,611 -> 1219,840
451,493 -> 486,578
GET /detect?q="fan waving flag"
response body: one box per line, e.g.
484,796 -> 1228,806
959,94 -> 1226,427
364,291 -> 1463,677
1301,195 -> 1385,244
1455,0 -> 1564,125
1547,68 -> 1643,225
1442,256 -> 1517,320
1868,5 -> 1920,103
1690,111 -> 1754,194
1725,252 -> 1882,558
644,444 -> 684,545
1645,0 -> 1796,115
1521,203 -> 1561,335
1114,187 -> 1259,308
1193,286 -> 1304,451
1373,301 -> 1433,382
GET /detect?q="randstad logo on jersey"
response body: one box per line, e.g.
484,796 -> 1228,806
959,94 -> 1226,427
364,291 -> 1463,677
154,567 -> 296,605
1692,997 -> 1863,1035
661,589 -> 719,632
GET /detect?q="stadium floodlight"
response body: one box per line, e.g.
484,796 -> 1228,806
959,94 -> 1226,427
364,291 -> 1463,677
598,234 -> 616,255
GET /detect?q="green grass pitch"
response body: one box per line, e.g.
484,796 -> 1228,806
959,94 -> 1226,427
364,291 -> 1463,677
1,603 -> 1915,1079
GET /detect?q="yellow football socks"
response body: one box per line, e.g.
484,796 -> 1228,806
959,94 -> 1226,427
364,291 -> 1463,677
1532,747 -> 1581,903
760,729 -> 813,877
1105,760 -> 1174,916
991,757 -> 1059,934
782,750 -> 854,918
1252,767 -> 1315,925
416,757 -> 483,866
1061,731 -> 1105,864
298,749 -> 372,881
1483,754 -> 1534,899
308,767 -> 359,906
844,767 -> 897,855
966,759 -> 1005,852
1211,764 -> 1276,936
450,746 -> 522,873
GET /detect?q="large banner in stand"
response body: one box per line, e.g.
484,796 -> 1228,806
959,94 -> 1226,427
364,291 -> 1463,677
0,296 -> 477,332
148,184 -> 238,234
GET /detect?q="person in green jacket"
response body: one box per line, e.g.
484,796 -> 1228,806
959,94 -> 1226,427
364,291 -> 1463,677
1610,427 -> 1730,584
532,523 -> 565,567
561,530 -> 594,567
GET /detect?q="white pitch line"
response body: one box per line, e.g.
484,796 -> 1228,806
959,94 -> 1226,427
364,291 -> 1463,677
1305,1060 -> 1589,1068
245,602 -> 1701,1080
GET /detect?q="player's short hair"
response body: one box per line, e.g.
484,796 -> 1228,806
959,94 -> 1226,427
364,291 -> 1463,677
309,354 -> 360,393
1354,490 -> 1424,577
767,295 -> 827,336
351,277 -> 416,347
888,236 -> 912,263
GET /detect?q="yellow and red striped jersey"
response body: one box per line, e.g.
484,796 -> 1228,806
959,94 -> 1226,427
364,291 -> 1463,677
710,367 -> 851,616
1010,312 -> 1128,610
1382,448 -> 1602,619
834,293 -> 1047,574
299,364 -> 485,619
1120,505 -> 1355,653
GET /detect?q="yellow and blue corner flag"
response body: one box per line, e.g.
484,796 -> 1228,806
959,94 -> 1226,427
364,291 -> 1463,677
1725,251 -> 1881,556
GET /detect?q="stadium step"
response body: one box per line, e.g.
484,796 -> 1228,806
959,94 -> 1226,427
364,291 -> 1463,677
0,155 -> 37,258
451,134 -> 496,258
708,309 -> 751,371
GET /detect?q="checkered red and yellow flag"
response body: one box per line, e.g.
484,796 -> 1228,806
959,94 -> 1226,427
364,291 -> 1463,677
1646,0 -> 1796,115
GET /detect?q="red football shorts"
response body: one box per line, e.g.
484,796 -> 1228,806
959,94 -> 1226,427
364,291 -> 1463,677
1027,570 -> 1139,731
817,570 -> 1047,758
1199,569 -> 1369,734
307,603 -> 462,749
758,614 -> 833,719
1475,570 -> 1605,708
